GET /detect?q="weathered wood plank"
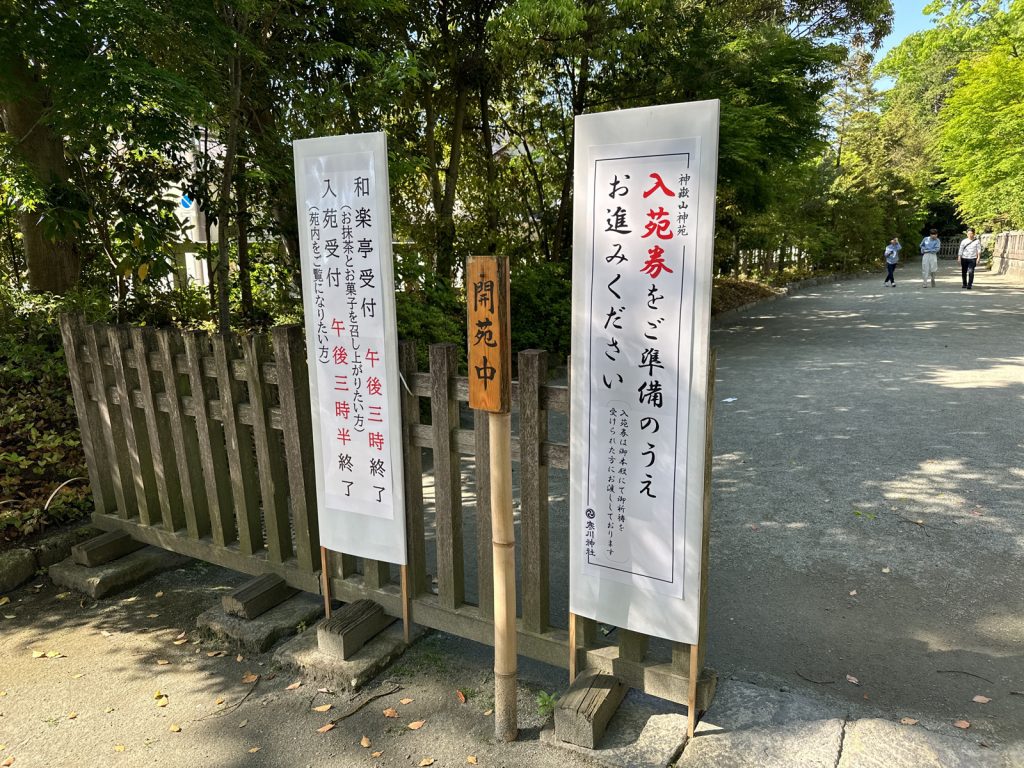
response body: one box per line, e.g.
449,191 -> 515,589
130,327 -> 184,531
399,341 -> 427,596
429,344 -> 464,610
242,333 -> 291,563
211,333 -> 263,555
72,529 -> 145,567
182,330 -> 235,546
518,349 -> 549,633
317,599 -> 396,659
466,255 -> 511,413
554,672 -> 627,749
156,328 -> 206,539
272,325 -> 319,573
107,326 -> 158,526
222,573 -> 298,619
617,629 -> 649,662
473,409 -> 493,619
85,323 -> 136,518
59,315 -> 112,516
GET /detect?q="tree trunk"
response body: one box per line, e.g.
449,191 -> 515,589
478,78 -> 499,253
213,45 -> 244,334
0,59 -> 80,293
235,154 -> 252,326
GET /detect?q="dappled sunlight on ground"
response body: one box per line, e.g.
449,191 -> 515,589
921,358 -> 1024,390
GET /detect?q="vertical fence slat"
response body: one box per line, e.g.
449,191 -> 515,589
108,325 -> 158,526
242,333 -> 291,563
59,315 -> 112,516
400,341 -> 427,596
473,409 -> 493,619
131,327 -> 183,531
272,325 -> 319,573
430,343 -> 464,610
519,349 -> 550,633
156,328 -> 206,539
363,559 -> 391,590
183,331 -> 235,546
212,333 -> 263,555
85,323 -> 135,518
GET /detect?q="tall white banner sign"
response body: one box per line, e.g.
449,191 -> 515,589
294,133 -> 407,565
569,101 -> 719,644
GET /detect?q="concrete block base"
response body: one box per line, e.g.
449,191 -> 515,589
49,546 -> 191,598
197,592 -> 323,653
274,619 -> 422,691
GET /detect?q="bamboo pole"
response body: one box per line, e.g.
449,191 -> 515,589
490,411 -> 518,742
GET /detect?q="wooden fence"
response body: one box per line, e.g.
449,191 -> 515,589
60,315 -> 713,706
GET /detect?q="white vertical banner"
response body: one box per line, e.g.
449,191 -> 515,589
294,132 -> 407,565
569,101 -> 719,644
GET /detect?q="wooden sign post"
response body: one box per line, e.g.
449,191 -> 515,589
466,255 -> 516,742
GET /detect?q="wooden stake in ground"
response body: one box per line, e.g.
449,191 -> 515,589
466,255 -> 516,742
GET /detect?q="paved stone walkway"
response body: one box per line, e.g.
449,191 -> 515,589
701,265 -> 1024,757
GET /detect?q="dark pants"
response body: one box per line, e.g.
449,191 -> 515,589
885,263 -> 896,284
961,258 -> 977,288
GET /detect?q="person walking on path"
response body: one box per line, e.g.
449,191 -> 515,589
919,229 -> 940,287
958,228 -> 982,289
884,236 -> 901,286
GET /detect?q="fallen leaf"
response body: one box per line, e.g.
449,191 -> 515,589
241,672 -> 259,684
156,696 -> 168,708
317,723 -> 335,734
155,591 -> 164,598
1,756 -> 11,766
399,698 -> 414,705
67,712 -> 77,719
114,744 -> 126,753
207,651 -> 227,658
881,567 -> 891,574
173,638 -> 188,646
313,704 -> 332,713
0,691 -> 5,696
371,751 -> 383,758
900,717 -> 919,725
55,592 -> 71,600
215,698 -> 225,706
360,735 -> 371,748
846,675 -> 860,685
383,707 -> 398,718
849,590 -> 857,596
286,681 -> 302,691
953,720 -> 971,729
31,651 -> 44,659
419,759 -> 434,767
972,695 -> 991,704
0,597 -> 8,606
317,687 -> 333,694
3,615 -> 14,620
236,654 -> 244,662
147,613 -> 159,619
45,651 -> 63,659
408,720 -> 426,730
169,724 -> 181,733
483,709 -> 493,716
238,720 -> 248,728
248,746 -> 261,753
157,659 -> 170,666
467,756 -> 478,765
105,707 -> 115,713
456,689 -> 467,704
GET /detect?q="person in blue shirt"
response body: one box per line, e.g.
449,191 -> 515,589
919,229 -> 940,287
883,237 -> 901,286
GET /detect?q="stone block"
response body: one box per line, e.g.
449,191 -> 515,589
222,573 -> 298,620
0,548 -> 37,593
71,530 -> 145,567
198,592 -> 323,653
317,600 -> 395,660
49,546 -> 190,598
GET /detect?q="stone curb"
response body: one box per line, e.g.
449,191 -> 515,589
0,525 -> 100,593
